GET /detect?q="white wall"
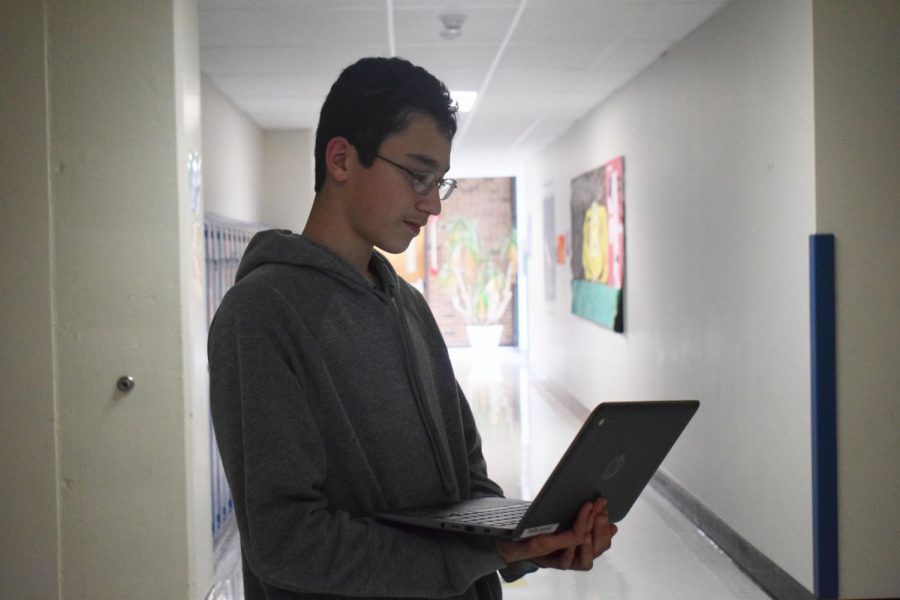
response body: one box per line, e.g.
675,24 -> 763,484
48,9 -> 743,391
0,4 -> 60,598
49,1 -> 211,597
201,75 -> 265,223
523,0 -> 816,590
201,76 -> 314,231
262,129 -> 315,231
812,3 -> 900,596
175,0 -> 215,595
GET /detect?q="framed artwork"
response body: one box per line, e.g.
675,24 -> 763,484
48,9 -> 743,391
569,156 -> 625,332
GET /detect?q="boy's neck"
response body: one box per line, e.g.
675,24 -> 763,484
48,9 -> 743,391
302,193 -> 377,285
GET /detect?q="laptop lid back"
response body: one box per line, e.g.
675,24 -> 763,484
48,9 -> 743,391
512,400 -> 699,537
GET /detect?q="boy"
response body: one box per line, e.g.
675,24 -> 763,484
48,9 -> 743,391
209,56 -> 616,600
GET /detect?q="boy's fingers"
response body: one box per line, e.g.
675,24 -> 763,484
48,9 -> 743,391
579,537 -> 594,570
592,517 -> 617,555
573,501 -> 594,539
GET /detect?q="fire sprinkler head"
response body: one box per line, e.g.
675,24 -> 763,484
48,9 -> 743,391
439,13 -> 466,40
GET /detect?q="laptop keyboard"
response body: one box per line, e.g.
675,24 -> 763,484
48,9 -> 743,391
437,503 -> 530,527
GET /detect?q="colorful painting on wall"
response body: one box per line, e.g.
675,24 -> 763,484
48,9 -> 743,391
569,156 -> 625,332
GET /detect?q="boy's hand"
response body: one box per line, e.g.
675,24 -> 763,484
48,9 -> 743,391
495,497 -> 618,571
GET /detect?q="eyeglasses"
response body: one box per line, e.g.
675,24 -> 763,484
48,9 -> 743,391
375,155 -> 458,201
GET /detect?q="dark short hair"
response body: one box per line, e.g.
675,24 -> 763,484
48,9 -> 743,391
314,57 -> 458,192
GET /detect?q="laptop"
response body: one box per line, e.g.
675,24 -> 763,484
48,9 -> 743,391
378,400 -> 699,540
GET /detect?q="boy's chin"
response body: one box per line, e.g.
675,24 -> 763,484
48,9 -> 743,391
377,239 -> 414,256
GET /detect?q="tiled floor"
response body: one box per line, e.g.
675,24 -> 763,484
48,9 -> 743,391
207,348 -> 771,600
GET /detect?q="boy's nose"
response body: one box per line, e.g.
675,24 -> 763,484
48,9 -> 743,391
421,188 -> 442,217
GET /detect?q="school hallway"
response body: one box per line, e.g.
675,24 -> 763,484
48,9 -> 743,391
208,348 -> 771,600
6,3 -> 899,599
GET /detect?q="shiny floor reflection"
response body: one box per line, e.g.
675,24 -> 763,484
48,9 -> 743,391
208,348 -> 771,600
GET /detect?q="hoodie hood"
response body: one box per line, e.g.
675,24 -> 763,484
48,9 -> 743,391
236,229 -> 390,292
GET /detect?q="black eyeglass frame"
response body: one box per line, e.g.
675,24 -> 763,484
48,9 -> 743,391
375,154 -> 458,201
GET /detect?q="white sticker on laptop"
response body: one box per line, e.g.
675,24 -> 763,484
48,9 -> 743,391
521,523 -> 560,537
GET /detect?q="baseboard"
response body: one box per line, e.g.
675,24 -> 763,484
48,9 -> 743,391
530,376 -> 593,422
650,471 -> 817,600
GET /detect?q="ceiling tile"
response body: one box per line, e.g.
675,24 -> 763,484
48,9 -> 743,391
511,2 -> 652,44
393,45 -> 497,82
501,41 -> 613,71
392,5 -> 518,46
200,45 -> 387,76
200,5 -> 389,48
486,68 -> 582,94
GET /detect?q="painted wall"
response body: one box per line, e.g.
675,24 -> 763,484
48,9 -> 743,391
523,0 -> 817,590
201,75 -> 314,231
262,129 -> 315,231
201,75 -> 265,224
812,3 -> 900,596
0,4 -> 60,598
175,0 -> 216,596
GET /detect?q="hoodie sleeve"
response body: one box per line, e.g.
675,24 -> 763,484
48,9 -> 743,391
209,288 -> 506,598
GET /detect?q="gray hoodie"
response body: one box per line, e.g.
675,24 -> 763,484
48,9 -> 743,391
208,230 -> 511,599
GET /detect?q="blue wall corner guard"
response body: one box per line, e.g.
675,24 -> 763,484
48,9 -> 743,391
810,234 -> 838,599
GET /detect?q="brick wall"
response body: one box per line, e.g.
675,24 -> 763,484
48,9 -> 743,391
424,177 -> 517,347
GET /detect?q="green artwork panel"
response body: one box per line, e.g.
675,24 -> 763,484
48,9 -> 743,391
571,279 -> 623,332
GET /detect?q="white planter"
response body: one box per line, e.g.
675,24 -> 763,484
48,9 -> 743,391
465,324 -> 503,350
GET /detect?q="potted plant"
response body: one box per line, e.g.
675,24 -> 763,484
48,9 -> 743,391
437,217 -> 517,349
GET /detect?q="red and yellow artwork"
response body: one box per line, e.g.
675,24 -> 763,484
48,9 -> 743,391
570,156 -> 625,332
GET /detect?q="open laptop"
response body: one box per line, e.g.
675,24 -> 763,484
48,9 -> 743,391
378,400 -> 699,540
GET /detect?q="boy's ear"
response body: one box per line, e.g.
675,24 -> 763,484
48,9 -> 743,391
324,137 -> 355,183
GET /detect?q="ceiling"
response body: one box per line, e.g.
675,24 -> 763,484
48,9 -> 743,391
198,0 -> 728,176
